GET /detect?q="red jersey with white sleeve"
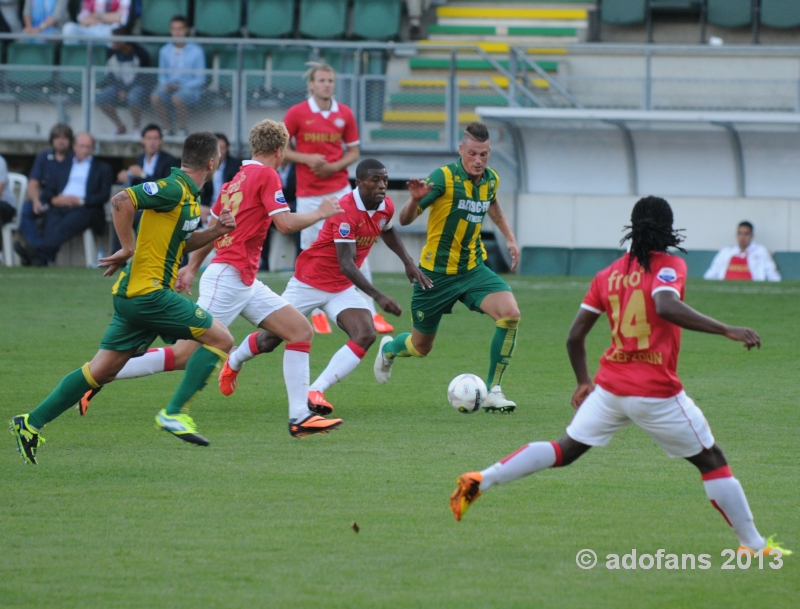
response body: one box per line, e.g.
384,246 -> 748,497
210,160 -> 289,286
283,97 -> 360,198
581,252 -> 687,398
294,189 -> 394,293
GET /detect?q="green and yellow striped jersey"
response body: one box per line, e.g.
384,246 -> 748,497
417,159 -> 500,275
112,168 -> 202,298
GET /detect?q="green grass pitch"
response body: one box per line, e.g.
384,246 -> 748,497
0,269 -> 797,607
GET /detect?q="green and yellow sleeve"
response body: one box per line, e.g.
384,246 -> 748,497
418,168 -> 448,212
126,179 -> 182,212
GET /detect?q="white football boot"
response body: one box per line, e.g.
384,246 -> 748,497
373,335 -> 395,384
481,385 -> 516,412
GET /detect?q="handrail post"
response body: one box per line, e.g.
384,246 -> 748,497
448,48 -> 458,152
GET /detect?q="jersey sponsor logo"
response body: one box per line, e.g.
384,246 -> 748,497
607,269 -> 643,292
378,218 -> 387,229
303,132 -> 342,143
275,189 -> 287,204
457,199 -> 491,215
657,267 -> 678,283
143,182 -> 159,196
356,236 -> 379,247
182,217 -> 201,232
338,222 -> 351,238
466,214 -> 483,223
334,117 -> 346,128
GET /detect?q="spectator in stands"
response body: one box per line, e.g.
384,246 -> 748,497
150,15 -> 206,137
18,123 -> 74,252
200,133 -> 239,221
704,221 -> 781,282
0,154 -> 17,257
62,0 -> 130,43
111,123 -> 178,251
1,0 -> 22,32
406,0 -> 428,40
22,0 -> 69,37
15,132 -> 112,266
97,26 -> 150,135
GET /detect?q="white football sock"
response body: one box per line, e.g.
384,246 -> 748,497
115,347 -> 175,379
702,467 -> 765,550
480,441 -> 561,491
358,257 -> 377,316
285,342 -> 311,422
228,332 -> 260,372
310,340 -> 366,393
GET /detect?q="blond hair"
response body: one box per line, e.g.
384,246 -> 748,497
304,61 -> 336,93
249,119 -> 289,157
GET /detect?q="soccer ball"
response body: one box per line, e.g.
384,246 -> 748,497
447,373 -> 488,413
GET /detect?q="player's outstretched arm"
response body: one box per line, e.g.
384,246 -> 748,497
399,179 -> 431,226
380,227 -> 433,289
487,200 -> 520,272
335,242 -> 402,316
185,208 -> 235,253
654,291 -> 761,349
273,195 -> 343,234
98,190 -> 137,276
566,308 -> 601,408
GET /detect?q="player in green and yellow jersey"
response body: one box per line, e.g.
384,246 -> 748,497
374,122 -> 522,411
10,132 -> 236,464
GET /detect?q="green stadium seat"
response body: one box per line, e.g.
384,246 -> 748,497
194,0 -> 243,37
365,50 -> 386,75
270,47 -> 310,72
601,0 -> 647,24
760,0 -> 800,29
351,0 -> 401,40
707,0 -> 752,27
248,0 -> 296,38
5,42 -> 56,87
322,49 -> 356,74
59,44 -> 107,88
218,48 -> 266,93
298,0 -> 348,39
140,0 -> 189,36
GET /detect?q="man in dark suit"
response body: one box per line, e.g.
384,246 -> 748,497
15,132 -> 113,266
200,133 -> 239,220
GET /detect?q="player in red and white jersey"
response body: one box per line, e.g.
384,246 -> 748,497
449,197 -> 791,556
283,62 -> 392,335
78,120 -> 346,438
221,159 -> 432,415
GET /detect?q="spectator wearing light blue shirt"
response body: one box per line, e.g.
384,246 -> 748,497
150,14 -> 206,136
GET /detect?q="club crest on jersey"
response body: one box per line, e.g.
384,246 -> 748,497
334,117 -> 346,128
275,189 -> 287,204
378,218 -> 387,229
657,267 -> 678,283
195,308 -> 207,319
338,223 -> 351,238
143,182 -> 159,196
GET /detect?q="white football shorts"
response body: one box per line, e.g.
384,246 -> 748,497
282,276 -> 369,325
197,262 -> 289,327
566,385 -> 715,459
296,184 -> 352,250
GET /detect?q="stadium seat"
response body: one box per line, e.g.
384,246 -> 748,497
323,49 -> 356,74
5,42 -> 56,87
218,48 -> 266,93
270,47 -> 310,72
1,172 -> 28,267
140,0 -> 189,35
351,0 -> 401,40
248,0 -> 296,38
600,0 -> 647,25
760,0 -> 800,29
194,0 -> 243,37
58,44 -> 107,88
298,0 -> 348,39
706,0 -> 752,27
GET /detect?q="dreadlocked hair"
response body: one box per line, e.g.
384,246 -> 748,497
620,196 -> 686,272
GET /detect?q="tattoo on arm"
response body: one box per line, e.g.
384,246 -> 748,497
111,190 -> 131,212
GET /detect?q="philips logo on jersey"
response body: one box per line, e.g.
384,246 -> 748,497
143,182 -> 159,196
339,223 -> 351,238
657,267 -> 678,283
182,217 -> 201,232
275,189 -> 287,204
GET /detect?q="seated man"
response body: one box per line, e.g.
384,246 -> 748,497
15,132 -> 112,266
0,153 -> 17,260
98,26 -> 151,135
150,15 -> 205,137
200,133 -> 239,225
703,221 -> 781,282
18,123 -> 75,253
62,0 -> 130,42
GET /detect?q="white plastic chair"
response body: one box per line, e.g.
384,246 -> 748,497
2,172 -> 28,267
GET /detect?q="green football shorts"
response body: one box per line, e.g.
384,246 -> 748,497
410,264 -> 511,334
100,290 -> 213,355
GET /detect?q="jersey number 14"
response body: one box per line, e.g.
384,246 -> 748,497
609,289 -> 652,350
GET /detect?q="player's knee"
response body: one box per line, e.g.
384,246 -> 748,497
353,327 -> 376,351
256,331 -> 282,354
413,341 -> 432,357
557,435 -> 590,466
290,323 -> 314,345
